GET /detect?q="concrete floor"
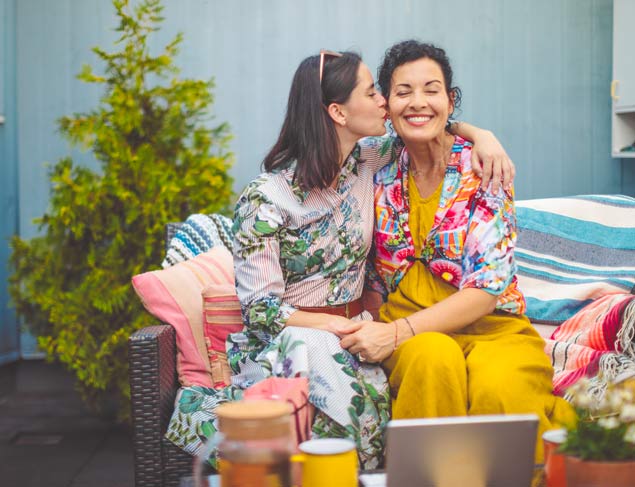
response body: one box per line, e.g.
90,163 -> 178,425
0,360 -> 134,487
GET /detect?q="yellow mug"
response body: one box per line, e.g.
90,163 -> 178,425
291,438 -> 358,487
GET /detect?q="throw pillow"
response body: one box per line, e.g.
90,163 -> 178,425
202,284 -> 244,388
515,194 -> 635,325
131,247 -> 234,387
162,213 -> 234,268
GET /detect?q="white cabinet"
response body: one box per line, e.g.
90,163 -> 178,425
612,0 -> 635,158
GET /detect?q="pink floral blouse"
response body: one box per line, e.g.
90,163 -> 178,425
368,136 -> 526,315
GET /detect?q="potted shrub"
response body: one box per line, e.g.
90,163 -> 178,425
9,0 -> 233,421
561,377 -> 635,486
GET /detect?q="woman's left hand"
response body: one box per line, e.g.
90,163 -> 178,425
340,320 -> 395,363
470,129 -> 515,193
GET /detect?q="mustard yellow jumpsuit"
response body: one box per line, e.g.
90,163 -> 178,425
380,176 -> 575,464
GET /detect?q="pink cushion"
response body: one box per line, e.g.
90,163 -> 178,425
202,284 -> 244,388
131,247 -> 234,387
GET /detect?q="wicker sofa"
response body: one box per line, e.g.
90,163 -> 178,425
129,323 -> 191,487
129,223 -> 210,487
128,196 -> 635,487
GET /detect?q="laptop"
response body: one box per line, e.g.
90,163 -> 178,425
360,414 -> 539,487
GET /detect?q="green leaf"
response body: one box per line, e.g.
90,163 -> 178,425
333,352 -> 348,365
306,249 -> 324,269
292,240 -> 308,253
350,382 -> 363,395
342,367 -> 356,378
254,220 -> 276,235
286,255 -> 308,274
200,421 -> 217,439
352,395 -> 365,416
365,383 -> 380,401
178,390 -> 204,414
379,137 -> 393,157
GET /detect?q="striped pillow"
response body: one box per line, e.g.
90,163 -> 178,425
162,213 -> 234,268
131,247 -> 234,387
515,195 -> 635,325
202,284 -> 244,388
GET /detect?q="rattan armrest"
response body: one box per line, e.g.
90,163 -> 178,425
129,324 -> 179,487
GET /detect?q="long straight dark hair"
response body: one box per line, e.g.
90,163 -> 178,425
263,52 -> 361,191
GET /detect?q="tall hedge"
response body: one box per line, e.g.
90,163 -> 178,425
9,0 -> 233,420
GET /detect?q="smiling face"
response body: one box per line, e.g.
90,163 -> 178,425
387,57 -> 454,145
339,63 -> 387,139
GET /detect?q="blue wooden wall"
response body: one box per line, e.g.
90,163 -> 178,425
3,0 -> 635,357
14,0 -> 634,231
0,0 -> 19,364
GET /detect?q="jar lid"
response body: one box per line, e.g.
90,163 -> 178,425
217,399 -> 292,440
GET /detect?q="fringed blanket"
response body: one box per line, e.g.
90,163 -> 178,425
546,293 -> 635,399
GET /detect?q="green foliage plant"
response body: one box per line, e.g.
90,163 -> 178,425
562,378 -> 635,461
9,0 -> 233,420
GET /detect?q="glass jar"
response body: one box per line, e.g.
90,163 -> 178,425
216,399 -> 293,487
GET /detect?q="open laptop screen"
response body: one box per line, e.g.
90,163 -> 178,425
384,414 -> 538,487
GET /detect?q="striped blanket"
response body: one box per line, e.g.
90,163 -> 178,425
165,197 -> 635,399
514,194 -> 635,398
546,294 -> 635,397
516,194 -> 635,325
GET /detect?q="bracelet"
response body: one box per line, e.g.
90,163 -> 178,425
403,316 -> 416,337
393,321 -> 399,352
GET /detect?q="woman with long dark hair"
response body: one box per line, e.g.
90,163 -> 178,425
230,52 -> 391,468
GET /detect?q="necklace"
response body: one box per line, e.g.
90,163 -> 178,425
410,139 -> 452,178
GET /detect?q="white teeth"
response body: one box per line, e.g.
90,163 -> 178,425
406,116 -> 431,123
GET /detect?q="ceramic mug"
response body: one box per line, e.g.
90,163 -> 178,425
291,438 -> 357,487
543,428 -> 567,487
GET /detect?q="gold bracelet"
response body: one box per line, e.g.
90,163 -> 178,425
403,317 -> 416,337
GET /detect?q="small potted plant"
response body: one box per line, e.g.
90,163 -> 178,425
561,377 -> 635,486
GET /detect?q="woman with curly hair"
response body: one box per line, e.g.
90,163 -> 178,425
341,41 -> 574,463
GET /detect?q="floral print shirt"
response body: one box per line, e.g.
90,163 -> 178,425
232,138 -> 395,337
369,136 -> 526,315
226,139 -> 395,468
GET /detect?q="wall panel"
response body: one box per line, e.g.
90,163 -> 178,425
0,0 -> 19,364
8,0 -> 633,358
14,0 -> 633,228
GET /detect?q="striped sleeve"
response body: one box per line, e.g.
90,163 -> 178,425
232,181 -> 297,337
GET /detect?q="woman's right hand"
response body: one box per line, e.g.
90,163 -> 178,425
339,320 -> 399,363
286,310 -> 362,337
325,316 -> 363,338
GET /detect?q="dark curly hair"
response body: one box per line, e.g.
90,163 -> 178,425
377,40 -> 462,112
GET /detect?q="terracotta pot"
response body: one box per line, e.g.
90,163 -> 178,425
565,455 -> 635,487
